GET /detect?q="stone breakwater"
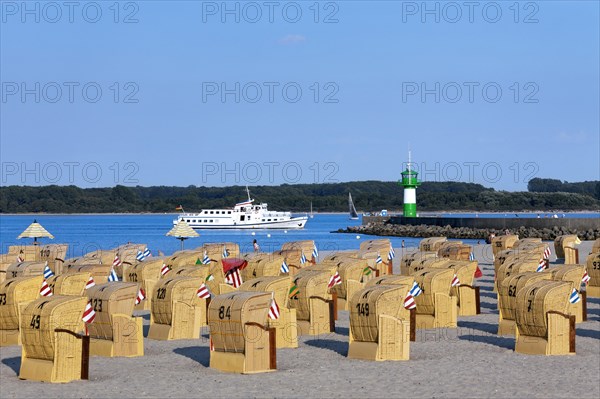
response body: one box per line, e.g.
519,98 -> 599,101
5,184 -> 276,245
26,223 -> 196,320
338,222 -> 600,241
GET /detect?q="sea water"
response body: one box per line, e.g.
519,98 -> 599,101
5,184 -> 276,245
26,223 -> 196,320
0,214 -> 425,258
2,213 -> 596,259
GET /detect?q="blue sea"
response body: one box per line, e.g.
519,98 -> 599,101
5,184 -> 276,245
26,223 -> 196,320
1,213 -> 597,259
0,214 -> 421,258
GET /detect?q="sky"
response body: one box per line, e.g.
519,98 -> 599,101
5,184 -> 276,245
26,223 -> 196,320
1,0 -> 599,191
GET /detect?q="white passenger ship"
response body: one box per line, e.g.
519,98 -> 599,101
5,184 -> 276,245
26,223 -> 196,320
173,188 -> 308,229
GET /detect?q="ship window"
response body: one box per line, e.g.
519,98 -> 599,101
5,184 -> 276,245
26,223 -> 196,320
240,215 -> 245,221
210,220 -> 213,222
204,219 -> 207,223
268,219 -> 271,222
210,211 -> 214,214
193,219 -> 196,223
262,219 -> 265,222
248,216 -> 251,220
204,211 -> 207,214
186,219 -> 190,222
228,211 -> 231,214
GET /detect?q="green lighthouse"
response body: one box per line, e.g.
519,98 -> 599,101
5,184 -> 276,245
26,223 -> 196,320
399,151 -> 420,217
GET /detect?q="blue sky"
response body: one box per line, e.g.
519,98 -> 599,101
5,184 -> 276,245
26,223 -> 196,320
1,0 -> 598,190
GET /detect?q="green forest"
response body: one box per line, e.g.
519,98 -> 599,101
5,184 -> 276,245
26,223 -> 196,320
1,179 -> 599,213
527,178 -> 600,198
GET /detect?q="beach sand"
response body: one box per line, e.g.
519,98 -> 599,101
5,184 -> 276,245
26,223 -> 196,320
1,242 -> 599,398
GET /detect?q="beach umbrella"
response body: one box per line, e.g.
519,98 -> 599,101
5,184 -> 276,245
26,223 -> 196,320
17,219 -> 54,245
166,219 -> 199,250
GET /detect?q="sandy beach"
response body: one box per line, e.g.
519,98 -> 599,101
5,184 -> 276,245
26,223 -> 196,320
1,242 -> 598,398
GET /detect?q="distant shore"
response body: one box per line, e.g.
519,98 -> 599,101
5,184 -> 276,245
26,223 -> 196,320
4,181 -> 598,215
0,212 -> 352,217
1,210 -> 598,216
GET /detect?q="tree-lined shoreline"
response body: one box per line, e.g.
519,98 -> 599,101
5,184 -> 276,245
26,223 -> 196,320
1,179 -> 598,214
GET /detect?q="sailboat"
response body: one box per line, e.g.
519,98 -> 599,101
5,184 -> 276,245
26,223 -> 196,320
309,201 -> 314,218
348,193 -> 359,220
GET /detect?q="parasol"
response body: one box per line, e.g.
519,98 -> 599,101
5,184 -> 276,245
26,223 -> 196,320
166,219 -> 199,250
17,219 -> 54,245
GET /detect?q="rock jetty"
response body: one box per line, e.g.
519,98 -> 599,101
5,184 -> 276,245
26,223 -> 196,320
338,222 -> 600,241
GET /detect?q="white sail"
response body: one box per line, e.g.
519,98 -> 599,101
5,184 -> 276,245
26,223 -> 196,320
349,193 -> 358,219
